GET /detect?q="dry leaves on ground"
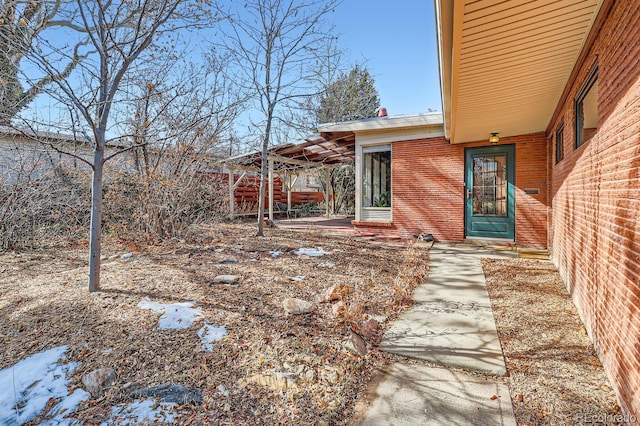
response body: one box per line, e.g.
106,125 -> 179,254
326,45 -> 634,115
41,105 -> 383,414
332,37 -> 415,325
483,258 -> 622,426
0,223 -> 428,425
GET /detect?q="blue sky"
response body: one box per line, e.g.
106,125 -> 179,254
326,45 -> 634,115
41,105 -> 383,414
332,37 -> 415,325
20,1 -> 442,140
331,1 -> 442,115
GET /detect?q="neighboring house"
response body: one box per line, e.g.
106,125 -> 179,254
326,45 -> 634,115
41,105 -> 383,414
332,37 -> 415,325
0,127 -> 227,184
0,127 -> 133,183
290,171 -> 322,192
320,0 -> 639,419
0,127 -> 96,183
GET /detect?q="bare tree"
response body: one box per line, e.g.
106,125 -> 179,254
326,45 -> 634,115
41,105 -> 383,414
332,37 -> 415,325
11,0 -> 216,291
0,1 -> 83,124
217,0 -> 341,236
125,55 -> 243,178
105,55 -> 245,241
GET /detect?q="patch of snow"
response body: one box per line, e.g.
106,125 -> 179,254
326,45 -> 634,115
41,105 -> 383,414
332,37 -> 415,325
216,385 -> 229,397
0,345 -> 89,426
138,299 -> 203,330
294,247 -> 330,257
197,323 -> 227,352
101,399 -> 177,425
269,250 -> 283,258
42,389 -> 90,425
287,275 -> 305,281
319,261 -> 335,269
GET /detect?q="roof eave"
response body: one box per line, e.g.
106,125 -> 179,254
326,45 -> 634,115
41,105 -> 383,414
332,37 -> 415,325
434,0 -> 453,141
318,113 -> 443,133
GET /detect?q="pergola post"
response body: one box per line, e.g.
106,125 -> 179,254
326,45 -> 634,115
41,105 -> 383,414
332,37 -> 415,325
268,157 -> 274,221
282,173 -> 298,214
228,168 -> 235,219
325,167 -> 331,218
286,173 -> 293,211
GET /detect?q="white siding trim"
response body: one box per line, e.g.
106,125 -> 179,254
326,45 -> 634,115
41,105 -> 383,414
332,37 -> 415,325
356,127 -> 444,145
362,208 -> 392,222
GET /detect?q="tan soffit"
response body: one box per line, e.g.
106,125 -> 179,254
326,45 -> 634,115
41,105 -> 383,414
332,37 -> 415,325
438,0 -> 603,143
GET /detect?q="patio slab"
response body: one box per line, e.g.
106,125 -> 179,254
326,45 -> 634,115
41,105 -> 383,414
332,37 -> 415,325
359,363 -> 516,426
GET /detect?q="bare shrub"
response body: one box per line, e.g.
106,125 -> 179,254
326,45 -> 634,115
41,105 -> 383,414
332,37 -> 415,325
392,241 -> 427,304
0,168 -> 91,250
0,158 -> 230,249
337,242 -> 428,330
103,170 -> 228,242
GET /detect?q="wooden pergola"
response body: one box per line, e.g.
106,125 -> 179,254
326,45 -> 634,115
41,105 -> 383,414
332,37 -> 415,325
223,132 -> 355,220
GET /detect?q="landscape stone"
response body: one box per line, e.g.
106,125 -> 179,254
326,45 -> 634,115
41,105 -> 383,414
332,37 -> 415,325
360,318 -> 380,341
283,297 -> 314,315
82,367 -> 116,397
242,372 -> 295,390
348,330 -> 368,356
131,383 -> 202,405
213,275 -> 240,284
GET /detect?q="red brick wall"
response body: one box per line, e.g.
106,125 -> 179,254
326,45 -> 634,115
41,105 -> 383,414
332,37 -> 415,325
392,137 -> 465,241
355,134 -> 548,248
512,134 -> 549,248
547,1 -> 640,418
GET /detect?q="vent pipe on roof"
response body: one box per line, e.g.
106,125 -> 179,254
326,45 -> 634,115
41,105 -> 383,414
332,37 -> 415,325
378,108 -> 388,117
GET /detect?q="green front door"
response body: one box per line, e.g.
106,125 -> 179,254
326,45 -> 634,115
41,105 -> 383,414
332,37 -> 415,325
465,145 -> 515,240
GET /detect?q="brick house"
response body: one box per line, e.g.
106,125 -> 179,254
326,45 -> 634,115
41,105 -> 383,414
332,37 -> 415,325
319,0 -> 639,419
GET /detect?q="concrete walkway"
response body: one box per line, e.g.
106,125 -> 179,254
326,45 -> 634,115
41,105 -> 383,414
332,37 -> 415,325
359,243 -> 517,425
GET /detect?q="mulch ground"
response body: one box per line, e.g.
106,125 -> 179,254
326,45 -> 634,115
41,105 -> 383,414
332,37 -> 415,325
1,226 -> 627,425
483,258 -> 622,426
0,223 -> 428,425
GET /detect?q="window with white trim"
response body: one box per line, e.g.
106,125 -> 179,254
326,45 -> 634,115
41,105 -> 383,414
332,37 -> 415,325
362,145 -> 391,208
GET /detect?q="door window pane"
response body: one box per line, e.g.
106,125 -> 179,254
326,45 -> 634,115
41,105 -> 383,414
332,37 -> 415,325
472,155 -> 507,216
363,148 -> 391,207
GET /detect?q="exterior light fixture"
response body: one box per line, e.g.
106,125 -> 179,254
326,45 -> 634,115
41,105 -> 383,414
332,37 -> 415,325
489,132 -> 500,144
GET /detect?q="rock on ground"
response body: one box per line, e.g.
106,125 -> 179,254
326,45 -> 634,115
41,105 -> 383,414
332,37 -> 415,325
283,297 -> 314,315
82,367 -> 116,397
360,318 -> 380,341
213,275 -> 240,284
131,384 -> 202,405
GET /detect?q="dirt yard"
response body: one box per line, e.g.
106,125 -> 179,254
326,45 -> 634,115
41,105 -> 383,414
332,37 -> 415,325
0,223 -> 428,425
0,224 -> 625,425
483,258 -> 622,425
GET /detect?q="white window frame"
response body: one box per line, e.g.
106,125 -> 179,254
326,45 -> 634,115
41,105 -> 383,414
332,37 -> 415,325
356,143 -> 392,222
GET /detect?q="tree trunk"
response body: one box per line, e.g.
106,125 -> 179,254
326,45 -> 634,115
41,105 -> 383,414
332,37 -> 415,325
256,142 -> 268,237
88,148 -> 104,292
256,103 -> 273,237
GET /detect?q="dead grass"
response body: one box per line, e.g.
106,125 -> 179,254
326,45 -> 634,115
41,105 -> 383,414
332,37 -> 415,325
483,258 -> 622,425
0,223 -> 428,425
